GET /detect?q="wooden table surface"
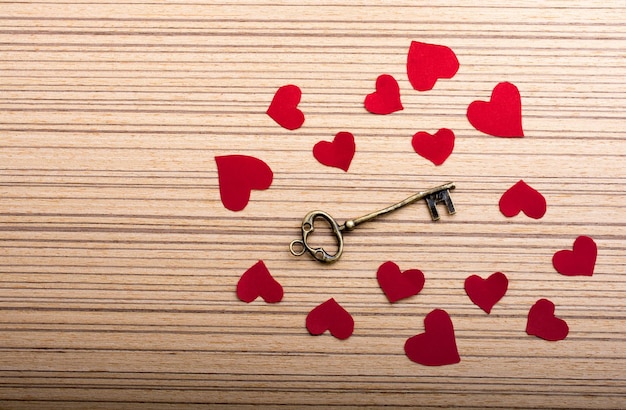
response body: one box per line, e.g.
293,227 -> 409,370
1,1 -> 624,408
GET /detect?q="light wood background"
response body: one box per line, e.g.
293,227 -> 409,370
0,1 -> 624,408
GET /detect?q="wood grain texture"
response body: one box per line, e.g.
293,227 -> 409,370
0,1 -> 624,408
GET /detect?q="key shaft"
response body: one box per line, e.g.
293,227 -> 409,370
340,182 -> 455,231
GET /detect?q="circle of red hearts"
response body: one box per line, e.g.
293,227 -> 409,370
228,40 -> 598,366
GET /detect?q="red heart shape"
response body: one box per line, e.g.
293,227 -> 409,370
499,180 -> 546,219
376,261 -> 425,303
236,260 -> 283,303
552,236 -> 597,276
411,128 -> 455,166
306,298 -> 354,340
404,309 -> 460,366
467,82 -> 524,137
407,41 -> 459,91
364,74 -> 403,115
215,155 -> 273,212
526,298 -> 569,341
313,131 -> 356,172
266,84 -> 304,130
464,272 -> 508,314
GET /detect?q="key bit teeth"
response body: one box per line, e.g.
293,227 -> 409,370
425,189 -> 456,221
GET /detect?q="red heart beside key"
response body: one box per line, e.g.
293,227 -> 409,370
553,236 -> 597,276
306,298 -> 354,340
464,272 -> 508,314
313,131 -> 356,172
526,298 -> 569,341
467,81 -> 524,137
376,261 -> 425,303
215,155 -> 273,212
499,180 -> 547,219
266,84 -> 305,130
236,260 -> 283,303
364,74 -> 403,115
411,128 -> 455,166
404,309 -> 460,366
406,40 -> 459,91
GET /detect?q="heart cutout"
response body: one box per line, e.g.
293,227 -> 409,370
406,41 -> 459,91
467,82 -> 524,137
411,128 -> 455,166
552,236 -> 597,276
464,272 -> 508,314
306,298 -> 354,340
313,131 -> 356,172
266,84 -> 305,130
499,179 -> 546,219
364,74 -> 403,115
526,298 -> 569,341
215,155 -> 273,212
377,261 -> 425,303
404,309 -> 460,366
236,260 -> 283,303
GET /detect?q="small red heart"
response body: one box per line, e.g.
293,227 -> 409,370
404,309 -> 460,366
407,41 -> 459,91
467,82 -> 524,137
313,131 -> 356,172
526,298 -> 569,341
364,74 -> 403,115
411,128 -> 455,166
464,272 -> 508,314
552,236 -> 597,276
266,84 -> 304,130
215,155 -> 273,212
499,180 -> 546,219
236,260 -> 283,303
306,298 -> 354,340
376,261 -> 425,303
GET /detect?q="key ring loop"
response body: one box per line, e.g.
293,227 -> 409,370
289,210 -> 344,263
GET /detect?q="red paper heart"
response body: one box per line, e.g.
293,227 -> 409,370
464,272 -> 508,314
306,298 -> 354,340
467,82 -> 524,137
526,298 -> 569,341
376,261 -> 425,303
404,309 -> 460,366
552,236 -> 597,276
266,84 -> 304,130
411,128 -> 455,166
499,180 -> 546,219
215,155 -> 273,212
313,131 -> 356,172
406,41 -> 459,91
236,260 -> 283,303
364,74 -> 403,115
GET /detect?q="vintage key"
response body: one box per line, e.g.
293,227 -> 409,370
289,182 -> 456,263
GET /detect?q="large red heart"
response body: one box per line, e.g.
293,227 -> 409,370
236,260 -> 283,303
313,131 -> 355,172
526,298 -> 569,341
266,84 -> 304,130
406,41 -> 459,91
376,261 -> 425,303
404,309 -> 460,366
364,74 -> 403,115
552,236 -> 597,276
411,128 -> 455,166
464,272 -> 508,314
467,82 -> 524,137
306,298 -> 354,340
499,179 -> 546,219
215,155 -> 273,211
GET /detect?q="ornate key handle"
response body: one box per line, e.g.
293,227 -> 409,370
290,182 -> 456,264
289,210 -> 344,263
